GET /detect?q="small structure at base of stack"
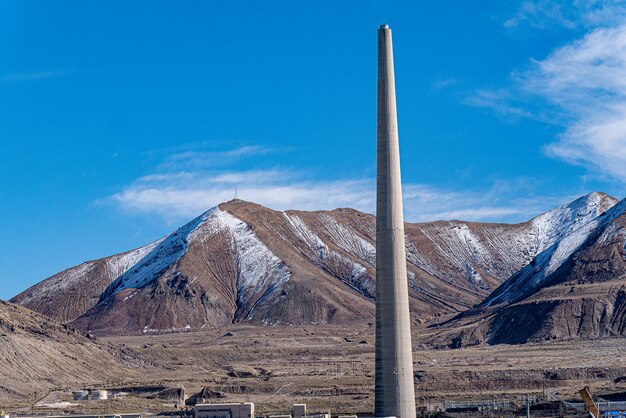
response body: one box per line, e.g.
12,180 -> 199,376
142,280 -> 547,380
195,403 -> 254,418
293,404 -> 306,418
72,390 -> 89,401
194,403 -> 333,418
72,389 -> 107,401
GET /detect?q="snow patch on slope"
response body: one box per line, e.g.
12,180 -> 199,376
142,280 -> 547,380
454,224 -> 490,259
319,214 -> 376,265
484,197 -> 626,307
404,241 -> 440,278
206,209 -> 291,315
530,192 -> 617,253
101,210 -> 213,299
545,220 -> 598,275
404,193 -> 616,291
15,240 -> 162,306
284,213 -> 374,298
409,222 -> 493,287
16,262 -> 94,306
105,240 -> 163,282
466,265 -> 483,285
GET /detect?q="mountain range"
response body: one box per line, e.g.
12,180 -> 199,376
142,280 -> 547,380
10,191 -> 626,345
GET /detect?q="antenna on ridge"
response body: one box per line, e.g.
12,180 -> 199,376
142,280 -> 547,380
234,185 -> 238,200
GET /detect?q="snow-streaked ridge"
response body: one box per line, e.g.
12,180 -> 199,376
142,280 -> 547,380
529,192 -> 617,253
283,212 -> 374,298
101,210 -> 213,300
405,192 -> 617,290
319,214 -> 376,265
100,207 -> 291,323
484,197 -> 626,307
206,209 -> 291,318
105,239 -> 164,283
17,262 -> 94,306
15,239 -> 163,306
406,222 -> 516,290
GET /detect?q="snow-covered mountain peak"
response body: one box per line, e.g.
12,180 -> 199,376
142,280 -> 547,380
206,209 -> 291,315
529,192 -> 618,253
96,204 -> 292,324
99,207 -> 217,300
484,196 -> 626,307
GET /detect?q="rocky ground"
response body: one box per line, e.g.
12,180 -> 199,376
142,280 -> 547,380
5,322 -> 626,416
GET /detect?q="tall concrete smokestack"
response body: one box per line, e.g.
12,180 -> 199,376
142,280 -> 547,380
375,24 -> 416,418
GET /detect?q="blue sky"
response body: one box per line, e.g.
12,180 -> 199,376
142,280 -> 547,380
2,1 -> 626,299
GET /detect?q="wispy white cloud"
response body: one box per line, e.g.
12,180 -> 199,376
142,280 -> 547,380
504,0 -> 576,30
100,146 -> 574,225
403,181 -> 571,222
471,4 -> 626,181
504,0 -> 626,30
527,25 -> 626,179
431,77 -> 458,90
157,145 -> 275,170
1,69 -> 73,83
464,89 -> 534,119
103,170 -> 374,221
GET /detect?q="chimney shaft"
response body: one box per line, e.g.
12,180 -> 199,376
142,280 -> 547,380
375,24 -> 416,418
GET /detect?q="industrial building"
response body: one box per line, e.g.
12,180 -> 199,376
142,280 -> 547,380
194,402 -> 254,418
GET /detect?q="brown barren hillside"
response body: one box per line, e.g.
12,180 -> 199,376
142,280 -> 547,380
0,301 -> 156,401
425,198 -> 626,347
12,193 -> 619,337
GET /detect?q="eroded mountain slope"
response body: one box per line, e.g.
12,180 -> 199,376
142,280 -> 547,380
0,301 -> 154,400
425,198 -> 626,347
12,193 -> 618,336
11,240 -> 162,323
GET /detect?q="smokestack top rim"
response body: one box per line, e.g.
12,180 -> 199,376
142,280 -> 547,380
380,24 -> 390,30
